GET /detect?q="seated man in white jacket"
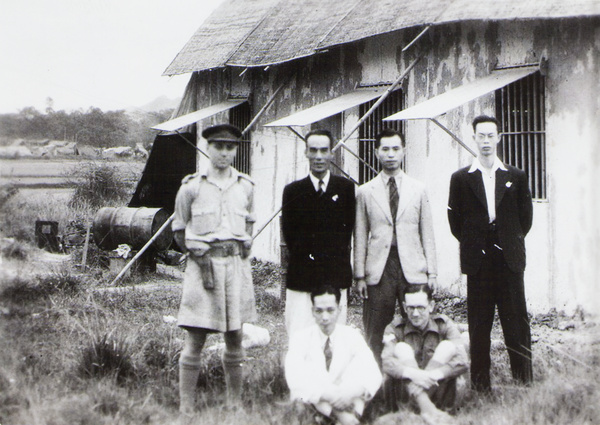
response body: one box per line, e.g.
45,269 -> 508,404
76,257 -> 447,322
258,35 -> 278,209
285,286 -> 382,425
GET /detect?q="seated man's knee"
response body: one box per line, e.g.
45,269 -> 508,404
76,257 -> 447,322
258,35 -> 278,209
393,342 -> 416,362
430,340 -> 457,364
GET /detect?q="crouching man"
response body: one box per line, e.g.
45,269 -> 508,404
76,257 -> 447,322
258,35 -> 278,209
285,286 -> 382,425
380,284 -> 467,425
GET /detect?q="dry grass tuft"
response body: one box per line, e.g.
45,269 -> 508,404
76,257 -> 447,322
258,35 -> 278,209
77,328 -> 135,384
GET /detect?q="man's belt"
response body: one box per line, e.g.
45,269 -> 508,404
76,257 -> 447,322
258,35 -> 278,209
207,241 -> 241,257
488,221 -> 497,232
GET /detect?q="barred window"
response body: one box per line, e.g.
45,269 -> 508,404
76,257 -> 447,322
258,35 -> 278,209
495,72 -> 546,199
358,89 -> 404,184
229,101 -> 252,175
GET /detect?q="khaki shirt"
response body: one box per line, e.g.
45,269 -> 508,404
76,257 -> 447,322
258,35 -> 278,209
173,168 -> 255,245
381,314 -> 468,380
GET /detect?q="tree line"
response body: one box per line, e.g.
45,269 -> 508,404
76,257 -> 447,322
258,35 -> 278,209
0,105 -> 173,149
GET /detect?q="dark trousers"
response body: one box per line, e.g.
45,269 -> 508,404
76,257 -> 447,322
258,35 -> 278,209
467,232 -> 532,391
363,247 -> 408,365
385,376 -> 458,413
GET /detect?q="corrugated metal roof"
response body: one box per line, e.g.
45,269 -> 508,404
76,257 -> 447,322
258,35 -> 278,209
165,0 -> 600,75
383,66 -> 538,121
163,0 -> 278,76
264,87 -> 392,127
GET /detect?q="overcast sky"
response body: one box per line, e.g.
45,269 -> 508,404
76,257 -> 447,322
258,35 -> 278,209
0,0 -> 225,114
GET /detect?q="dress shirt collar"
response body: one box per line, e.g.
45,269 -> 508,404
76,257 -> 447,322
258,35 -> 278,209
200,166 -> 242,190
309,170 -> 331,192
317,325 -> 338,348
380,170 -> 404,187
468,157 -> 507,174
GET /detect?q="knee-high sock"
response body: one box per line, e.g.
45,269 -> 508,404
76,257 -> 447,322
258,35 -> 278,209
179,354 -> 202,414
222,348 -> 245,405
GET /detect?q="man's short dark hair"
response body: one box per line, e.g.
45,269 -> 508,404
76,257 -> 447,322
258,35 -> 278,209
375,128 -> 405,149
472,115 -> 500,133
310,285 -> 341,304
403,284 -> 433,301
305,129 -> 334,149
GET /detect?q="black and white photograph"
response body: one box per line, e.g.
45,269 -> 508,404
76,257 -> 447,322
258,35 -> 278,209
1,1 -> 599,424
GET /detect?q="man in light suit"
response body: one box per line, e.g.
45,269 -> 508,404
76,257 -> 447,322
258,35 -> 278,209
354,128 -> 437,364
448,115 -> 533,392
285,286 -> 382,425
282,129 -> 355,336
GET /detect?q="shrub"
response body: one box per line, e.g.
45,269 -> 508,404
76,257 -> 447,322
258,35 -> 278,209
1,269 -> 82,307
68,162 -> 134,209
38,268 -> 82,296
0,237 -> 30,260
251,259 -> 284,289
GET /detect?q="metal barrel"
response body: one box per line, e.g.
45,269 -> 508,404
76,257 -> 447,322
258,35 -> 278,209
93,207 -> 173,251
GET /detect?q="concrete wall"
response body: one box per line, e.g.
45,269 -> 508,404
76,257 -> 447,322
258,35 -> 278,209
190,17 -> 600,315
353,19 -> 600,314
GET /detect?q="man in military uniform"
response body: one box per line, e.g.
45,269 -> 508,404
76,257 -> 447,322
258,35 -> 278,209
172,124 -> 256,416
380,284 -> 467,425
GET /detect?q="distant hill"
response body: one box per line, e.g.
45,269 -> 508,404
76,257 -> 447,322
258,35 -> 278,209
133,95 -> 180,113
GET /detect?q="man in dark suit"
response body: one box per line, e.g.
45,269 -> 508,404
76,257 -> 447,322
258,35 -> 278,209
447,115 -> 533,392
282,129 -> 355,336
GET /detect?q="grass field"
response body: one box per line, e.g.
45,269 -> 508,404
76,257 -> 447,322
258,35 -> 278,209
1,163 -> 599,425
0,247 -> 598,425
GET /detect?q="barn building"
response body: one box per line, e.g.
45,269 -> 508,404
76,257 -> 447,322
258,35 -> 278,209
155,0 -> 600,314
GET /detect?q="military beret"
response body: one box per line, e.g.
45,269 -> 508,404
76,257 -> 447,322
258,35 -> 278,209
201,124 -> 242,143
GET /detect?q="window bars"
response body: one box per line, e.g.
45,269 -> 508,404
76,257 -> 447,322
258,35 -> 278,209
229,102 -> 252,175
495,72 -> 546,200
358,89 -> 405,184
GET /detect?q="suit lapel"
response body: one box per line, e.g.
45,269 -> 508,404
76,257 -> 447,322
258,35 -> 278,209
466,170 -> 488,209
324,175 -> 337,197
369,175 -> 393,223
396,173 -> 414,219
300,176 -> 316,197
495,167 -> 510,208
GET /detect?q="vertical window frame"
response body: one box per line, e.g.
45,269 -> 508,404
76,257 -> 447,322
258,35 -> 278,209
495,72 -> 546,200
229,101 -> 252,175
358,89 -> 405,184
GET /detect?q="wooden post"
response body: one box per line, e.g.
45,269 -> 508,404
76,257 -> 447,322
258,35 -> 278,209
81,220 -> 91,269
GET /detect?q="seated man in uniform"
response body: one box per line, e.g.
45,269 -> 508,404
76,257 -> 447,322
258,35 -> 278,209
380,284 -> 468,425
285,286 -> 382,425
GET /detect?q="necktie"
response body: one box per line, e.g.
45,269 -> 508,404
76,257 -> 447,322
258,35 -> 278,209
324,337 -> 332,371
388,177 -> 399,220
317,179 -> 325,197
